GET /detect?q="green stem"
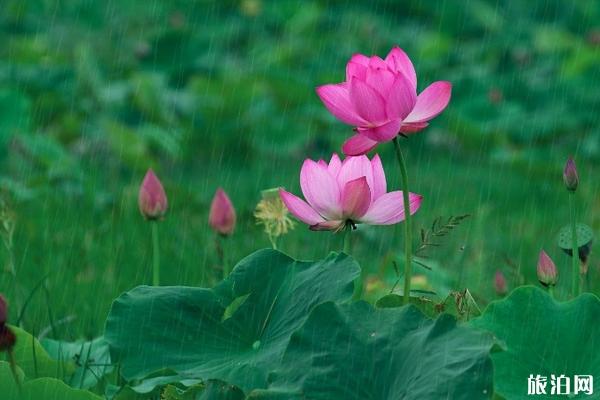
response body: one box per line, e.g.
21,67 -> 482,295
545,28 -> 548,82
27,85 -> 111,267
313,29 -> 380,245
392,138 -> 413,305
344,226 -> 362,300
569,193 -> 578,298
8,350 -> 21,391
152,222 -> 160,286
343,226 -> 351,254
548,286 -> 555,299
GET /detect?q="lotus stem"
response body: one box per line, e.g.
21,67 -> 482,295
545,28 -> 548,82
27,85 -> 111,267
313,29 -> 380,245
392,137 -> 413,305
343,226 -> 352,254
569,193 -> 578,297
152,221 -> 160,286
8,350 -> 21,391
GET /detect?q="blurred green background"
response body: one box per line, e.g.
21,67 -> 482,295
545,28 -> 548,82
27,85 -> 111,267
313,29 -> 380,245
0,0 -> 599,338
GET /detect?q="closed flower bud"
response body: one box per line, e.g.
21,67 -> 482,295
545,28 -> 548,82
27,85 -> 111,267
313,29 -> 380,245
563,157 -> 578,192
138,169 -> 168,220
0,295 -> 6,325
209,188 -> 236,236
537,250 -> 558,287
494,270 -> 507,296
0,325 -> 16,352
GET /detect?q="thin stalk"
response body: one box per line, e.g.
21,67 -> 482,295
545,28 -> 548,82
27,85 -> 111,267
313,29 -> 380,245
343,226 -> 351,254
569,193 -> 578,297
7,350 -> 21,391
548,286 -> 555,300
152,222 -> 160,286
344,226 -> 362,300
392,138 -> 413,305
216,236 -> 229,278
268,234 -> 278,250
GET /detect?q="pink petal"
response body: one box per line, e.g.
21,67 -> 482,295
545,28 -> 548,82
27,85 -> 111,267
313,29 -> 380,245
341,177 -> 371,219
279,189 -> 325,226
349,78 -> 387,124
403,81 -> 452,124
361,191 -> 423,225
300,160 -> 341,219
370,154 -> 387,201
316,83 -> 367,126
400,121 -> 429,134
365,68 -> 396,98
328,153 -> 342,177
385,75 -> 417,120
385,47 -> 417,90
346,54 -> 370,81
368,56 -> 387,69
337,155 -> 373,190
342,134 -> 379,156
310,220 -> 345,231
357,119 -> 401,142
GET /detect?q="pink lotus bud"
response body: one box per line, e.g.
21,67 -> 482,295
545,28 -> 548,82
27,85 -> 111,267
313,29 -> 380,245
138,169 -> 168,220
563,157 -> 578,192
537,250 -> 558,287
0,295 -> 6,325
209,188 -> 236,236
0,325 -> 15,352
494,270 -> 507,296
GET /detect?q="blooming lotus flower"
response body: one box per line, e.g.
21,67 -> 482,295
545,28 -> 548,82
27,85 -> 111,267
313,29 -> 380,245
316,47 -> 452,155
209,188 -> 236,236
279,154 -> 423,231
537,250 -> 558,287
138,169 -> 168,220
563,157 -> 578,192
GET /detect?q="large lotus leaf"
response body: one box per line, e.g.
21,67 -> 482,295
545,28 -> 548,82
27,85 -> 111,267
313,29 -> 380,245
471,286 -> 600,399
1,326 -> 73,380
249,301 -> 496,400
41,336 -> 112,389
105,249 -> 359,393
0,362 -> 102,400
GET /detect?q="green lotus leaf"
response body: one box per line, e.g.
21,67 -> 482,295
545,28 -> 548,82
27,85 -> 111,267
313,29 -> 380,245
471,286 -> 600,399
41,336 -> 112,389
105,249 -> 359,393
249,301 -> 496,400
0,361 -> 102,400
2,325 -> 74,380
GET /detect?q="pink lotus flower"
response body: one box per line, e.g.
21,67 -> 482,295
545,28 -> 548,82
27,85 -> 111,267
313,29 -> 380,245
279,154 -> 422,231
138,169 -> 168,220
494,270 -> 507,295
316,47 -> 452,155
209,188 -> 236,236
563,157 -> 578,192
537,250 -> 558,287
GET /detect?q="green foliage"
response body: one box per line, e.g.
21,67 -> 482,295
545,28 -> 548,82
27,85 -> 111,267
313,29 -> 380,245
471,286 -> 600,399
4,325 -> 72,380
41,337 -> 112,390
250,301 -> 495,399
105,249 -> 359,393
0,360 -> 102,400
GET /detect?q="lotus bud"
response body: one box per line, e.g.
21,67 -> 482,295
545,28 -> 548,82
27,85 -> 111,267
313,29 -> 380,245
0,295 -> 6,325
0,295 -> 15,353
537,250 -> 558,287
209,188 -> 236,236
138,169 -> 168,220
494,270 -> 507,296
563,157 -> 578,192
